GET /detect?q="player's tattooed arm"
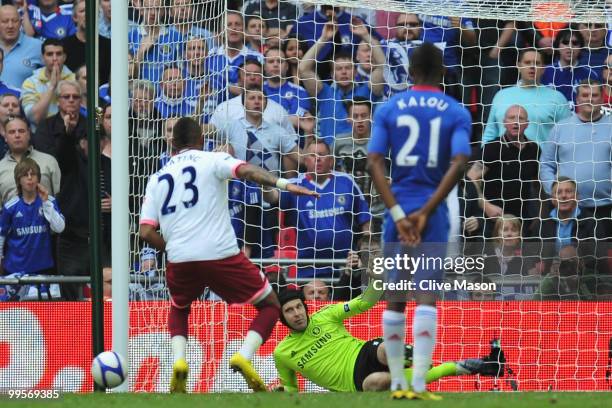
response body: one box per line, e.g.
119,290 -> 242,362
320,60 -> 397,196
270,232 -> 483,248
236,163 -> 320,200
236,163 -> 278,188
139,224 -> 166,253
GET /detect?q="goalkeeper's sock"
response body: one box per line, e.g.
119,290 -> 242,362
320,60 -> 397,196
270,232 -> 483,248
238,330 -> 263,361
404,362 -> 457,384
383,309 -> 408,391
171,335 -> 187,364
412,305 -> 438,393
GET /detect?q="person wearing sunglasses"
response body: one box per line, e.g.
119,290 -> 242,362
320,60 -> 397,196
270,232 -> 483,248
541,29 -> 599,103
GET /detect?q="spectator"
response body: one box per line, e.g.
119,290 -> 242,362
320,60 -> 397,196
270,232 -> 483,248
602,54 -> 612,109
182,37 -> 219,123
540,80 -> 612,239
0,93 -> 21,157
541,29 -> 596,103
0,49 -> 20,98
98,0 -> 111,39
419,12 -> 476,95
299,21 -> 385,145
482,48 -> 570,145
245,15 -> 266,53
483,215 -> 534,276
33,79 -> 85,158
205,10 -> 262,93
0,116 -> 60,206
334,97 -> 385,235
468,105 -> 541,237
263,46 -> 310,131
159,116 -> 178,167
62,0 -> 111,85
264,141 -> 371,278
384,13 -> 422,93
154,66 -> 196,119
535,245 -> 595,300
54,94 -> 89,300
24,0 -> 76,40
242,0 -> 298,33
21,38 -> 75,126
99,104 -> 112,273
577,22 -> 609,77
280,34 -> 307,86
530,177 -> 596,275
302,279 -> 330,301
289,5 -> 374,62
128,79 -> 161,145
128,0 -> 183,82
225,86 -> 298,174
0,158 -> 64,300
74,64 -> 87,116
0,5 -> 43,89
168,0 -> 216,51
127,79 -> 162,227
210,58 -> 295,136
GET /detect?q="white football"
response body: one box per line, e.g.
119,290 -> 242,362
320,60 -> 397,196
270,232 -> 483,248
91,351 -> 128,389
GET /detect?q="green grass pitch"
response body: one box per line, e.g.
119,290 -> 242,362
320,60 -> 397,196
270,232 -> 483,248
5,392 -> 612,408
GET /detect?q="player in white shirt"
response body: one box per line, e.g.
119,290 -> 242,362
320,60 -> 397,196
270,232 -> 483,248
139,117 -> 318,393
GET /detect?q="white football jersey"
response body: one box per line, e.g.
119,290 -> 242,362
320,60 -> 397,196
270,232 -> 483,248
140,150 -> 245,262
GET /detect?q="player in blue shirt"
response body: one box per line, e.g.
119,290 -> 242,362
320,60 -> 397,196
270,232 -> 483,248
0,158 -> 65,300
367,43 -> 471,400
265,142 -> 371,278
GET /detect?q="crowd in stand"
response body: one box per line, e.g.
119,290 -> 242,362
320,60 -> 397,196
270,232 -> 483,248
0,0 -> 610,302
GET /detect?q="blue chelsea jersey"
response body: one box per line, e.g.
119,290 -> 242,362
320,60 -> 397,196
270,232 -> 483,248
0,196 -> 62,274
368,86 -> 472,200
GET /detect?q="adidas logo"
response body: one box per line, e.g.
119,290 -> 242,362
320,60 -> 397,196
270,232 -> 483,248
15,211 -> 23,218
306,201 -> 314,208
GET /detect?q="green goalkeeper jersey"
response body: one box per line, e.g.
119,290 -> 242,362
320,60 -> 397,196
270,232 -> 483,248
273,283 -> 381,392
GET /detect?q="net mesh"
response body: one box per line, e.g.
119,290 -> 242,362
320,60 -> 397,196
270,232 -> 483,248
120,0 -> 612,393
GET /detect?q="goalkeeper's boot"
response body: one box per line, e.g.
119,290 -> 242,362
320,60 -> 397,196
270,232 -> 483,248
410,391 -> 443,401
390,390 -> 416,400
456,339 -> 505,377
170,358 -> 189,393
230,352 -> 267,392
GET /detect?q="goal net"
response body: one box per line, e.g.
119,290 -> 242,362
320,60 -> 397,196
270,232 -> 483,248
123,0 -> 612,393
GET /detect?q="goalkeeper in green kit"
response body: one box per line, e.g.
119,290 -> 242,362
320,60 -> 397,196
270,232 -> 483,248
273,276 -> 505,392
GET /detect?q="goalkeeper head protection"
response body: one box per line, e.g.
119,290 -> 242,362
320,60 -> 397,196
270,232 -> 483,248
277,289 -> 309,330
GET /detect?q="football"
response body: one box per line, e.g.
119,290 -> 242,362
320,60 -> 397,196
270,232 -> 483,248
91,351 -> 128,389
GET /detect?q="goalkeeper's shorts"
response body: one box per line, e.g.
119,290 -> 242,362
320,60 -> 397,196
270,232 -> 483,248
353,339 -> 387,391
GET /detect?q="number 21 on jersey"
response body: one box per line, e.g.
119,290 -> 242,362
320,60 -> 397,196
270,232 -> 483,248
159,166 -> 199,215
395,114 -> 441,168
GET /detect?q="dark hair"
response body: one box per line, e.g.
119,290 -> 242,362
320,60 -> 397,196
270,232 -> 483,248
281,34 -> 309,59
277,290 -> 308,328
241,84 -> 265,105
14,157 -> 40,196
409,42 -> 443,83
344,96 -> 371,115
518,48 -> 541,63
264,46 -> 284,58
552,176 -> 577,192
553,28 -> 585,51
42,38 -> 65,55
333,49 -> 354,63
172,116 -> 201,149
238,56 -> 262,70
